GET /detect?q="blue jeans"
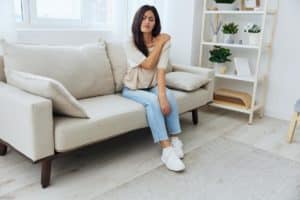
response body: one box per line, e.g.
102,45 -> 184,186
122,86 -> 182,143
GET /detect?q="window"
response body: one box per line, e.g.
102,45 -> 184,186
14,0 -> 160,30
14,0 -> 113,29
35,0 -> 81,20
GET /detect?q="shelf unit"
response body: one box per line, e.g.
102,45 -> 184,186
199,0 -> 278,124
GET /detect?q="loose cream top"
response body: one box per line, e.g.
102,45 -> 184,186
123,37 -> 170,90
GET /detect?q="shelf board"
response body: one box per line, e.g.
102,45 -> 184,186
210,101 -> 251,114
204,10 -> 276,15
202,42 -> 272,49
202,42 -> 259,49
209,101 -> 262,114
215,74 -> 255,82
204,10 -> 265,15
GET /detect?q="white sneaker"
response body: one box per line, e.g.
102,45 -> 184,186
161,146 -> 185,172
171,137 -> 184,159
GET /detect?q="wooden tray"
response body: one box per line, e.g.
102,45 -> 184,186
213,88 -> 252,109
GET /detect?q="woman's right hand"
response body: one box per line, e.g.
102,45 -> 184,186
155,33 -> 171,46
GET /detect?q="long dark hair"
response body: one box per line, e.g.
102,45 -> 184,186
131,5 -> 161,56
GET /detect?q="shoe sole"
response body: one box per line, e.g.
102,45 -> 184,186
166,167 -> 185,173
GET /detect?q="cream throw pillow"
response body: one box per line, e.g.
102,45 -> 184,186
5,68 -> 89,118
166,71 -> 209,92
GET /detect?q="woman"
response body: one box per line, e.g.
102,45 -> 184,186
122,5 -> 185,172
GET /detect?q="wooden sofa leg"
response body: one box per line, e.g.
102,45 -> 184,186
41,159 -> 52,188
192,109 -> 198,125
0,142 -> 7,156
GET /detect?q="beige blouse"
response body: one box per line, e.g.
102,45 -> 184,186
123,38 -> 171,90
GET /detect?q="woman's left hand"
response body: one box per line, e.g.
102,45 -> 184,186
159,96 -> 171,116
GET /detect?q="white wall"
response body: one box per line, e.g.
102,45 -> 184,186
163,0 -> 199,65
264,0 -> 300,120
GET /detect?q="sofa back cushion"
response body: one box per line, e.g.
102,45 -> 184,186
1,40 -> 115,99
105,41 -> 127,92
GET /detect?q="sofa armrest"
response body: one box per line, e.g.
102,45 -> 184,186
172,64 -> 215,102
0,82 -> 54,162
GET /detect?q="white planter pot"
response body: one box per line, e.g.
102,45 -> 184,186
212,34 -> 218,43
214,63 -> 227,74
223,34 -> 235,44
216,3 -> 235,11
248,33 -> 260,46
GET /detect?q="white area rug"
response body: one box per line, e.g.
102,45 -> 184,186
98,137 -> 300,200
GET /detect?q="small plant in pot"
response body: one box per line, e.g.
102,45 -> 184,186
214,0 -> 236,11
209,46 -> 232,74
244,23 -> 261,45
222,22 -> 239,44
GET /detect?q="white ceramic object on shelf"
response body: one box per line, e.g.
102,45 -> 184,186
223,33 -> 235,44
248,33 -> 260,45
216,3 -> 236,11
212,34 -> 218,42
214,63 -> 227,74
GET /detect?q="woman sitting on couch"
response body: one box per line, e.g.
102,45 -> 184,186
122,5 -> 185,172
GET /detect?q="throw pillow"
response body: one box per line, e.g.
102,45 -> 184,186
5,68 -> 89,118
166,71 -> 209,92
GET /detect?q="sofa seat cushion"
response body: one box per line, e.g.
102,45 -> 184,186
1,40 -> 115,99
171,88 -> 209,113
54,94 -> 148,152
54,88 -> 210,152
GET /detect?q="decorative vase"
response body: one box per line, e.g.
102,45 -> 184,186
212,34 -> 218,43
248,33 -> 260,46
216,3 -> 235,11
214,63 -> 227,74
223,33 -> 235,44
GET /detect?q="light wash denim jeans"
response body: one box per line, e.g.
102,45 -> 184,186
122,86 -> 182,143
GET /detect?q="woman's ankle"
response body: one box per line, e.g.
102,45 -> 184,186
159,139 -> 171,148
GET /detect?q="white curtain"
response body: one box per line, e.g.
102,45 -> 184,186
0,0 -> 17,53
111,0 -> 128,41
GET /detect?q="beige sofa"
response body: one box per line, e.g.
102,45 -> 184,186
0,40 -> 214,188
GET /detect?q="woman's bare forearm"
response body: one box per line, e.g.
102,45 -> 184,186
140,43 -> 164,70
157,69 -> 167,98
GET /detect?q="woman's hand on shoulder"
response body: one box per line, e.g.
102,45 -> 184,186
154,33 -> 171,46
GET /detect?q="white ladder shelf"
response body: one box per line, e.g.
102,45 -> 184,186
198,0 -> 279,124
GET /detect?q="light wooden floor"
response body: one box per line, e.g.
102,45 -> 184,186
0,106 -> 299,200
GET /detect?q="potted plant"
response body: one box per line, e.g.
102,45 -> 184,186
209,46 -> 232,74
222,22 -> 239,44
244,23 -> 261,45
214,0 -> 236,10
